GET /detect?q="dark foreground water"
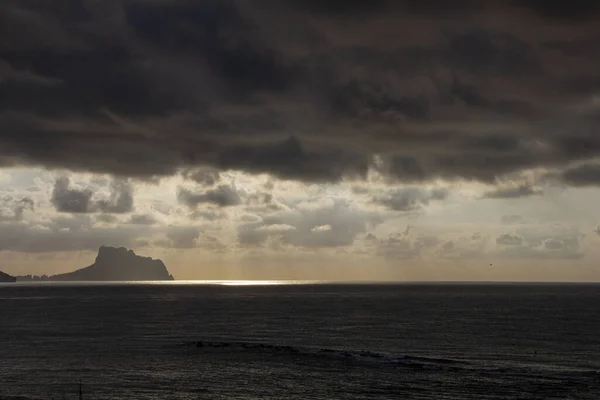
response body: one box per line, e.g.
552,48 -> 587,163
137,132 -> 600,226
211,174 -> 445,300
1,282 -> 599,399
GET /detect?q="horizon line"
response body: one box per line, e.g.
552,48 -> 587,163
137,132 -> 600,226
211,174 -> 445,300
3,279 -> 600,286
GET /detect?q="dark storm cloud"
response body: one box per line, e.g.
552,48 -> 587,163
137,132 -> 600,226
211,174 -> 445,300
372,188 -> 448,211
216,137 -> 369,183
2,1 -> 600,186
445,30 -> 539,77
182,168 -> 221,186
329,81 -> 430,121
178,185 -> 241,208
377,146 -> 546,184
517,0 -> 600,20
51,177 -> 134,214
124,0 -> 295,96
559,162 -> 600,186
51,177 -> 93,213
281,0 -> 389,15
280,0 -> 478,16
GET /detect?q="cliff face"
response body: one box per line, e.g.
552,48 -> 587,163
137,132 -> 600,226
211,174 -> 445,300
50,246 -> 174,281
0,271 -> 17,283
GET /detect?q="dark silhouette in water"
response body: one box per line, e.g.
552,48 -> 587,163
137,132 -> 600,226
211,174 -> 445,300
17,246 -> 174,281
0,270 -> 16,282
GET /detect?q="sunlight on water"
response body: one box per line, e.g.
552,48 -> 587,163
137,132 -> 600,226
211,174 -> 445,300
1,280 -> 327,287
168,280 -> 324,286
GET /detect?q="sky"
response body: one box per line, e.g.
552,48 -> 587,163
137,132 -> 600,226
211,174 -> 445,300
2,0 -> 600,281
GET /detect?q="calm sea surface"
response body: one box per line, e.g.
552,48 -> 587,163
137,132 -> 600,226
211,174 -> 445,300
0,282 -> 599,399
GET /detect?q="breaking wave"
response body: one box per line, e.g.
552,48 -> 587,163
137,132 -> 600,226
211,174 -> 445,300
181,340 -> 470,369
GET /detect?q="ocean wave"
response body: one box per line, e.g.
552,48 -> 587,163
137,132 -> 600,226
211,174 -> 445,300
180,340 -> 470,369
180,340 -> 600,380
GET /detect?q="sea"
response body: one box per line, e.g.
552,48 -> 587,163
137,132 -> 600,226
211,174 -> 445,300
0,282 -> 599,399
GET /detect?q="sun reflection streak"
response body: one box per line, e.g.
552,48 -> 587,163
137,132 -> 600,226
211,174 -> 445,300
168,280 -> 324,286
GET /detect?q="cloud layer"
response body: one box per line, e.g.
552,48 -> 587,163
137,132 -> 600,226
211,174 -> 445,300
1,1 -> 600,186
3,2 -> 600,280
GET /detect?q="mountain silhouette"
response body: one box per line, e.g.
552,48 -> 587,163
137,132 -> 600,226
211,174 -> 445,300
0,270 -> 16,283
48,246 -> 174,281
